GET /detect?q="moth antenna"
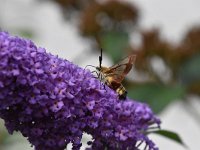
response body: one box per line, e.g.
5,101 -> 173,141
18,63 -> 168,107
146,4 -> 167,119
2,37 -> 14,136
99,48 -> 103,68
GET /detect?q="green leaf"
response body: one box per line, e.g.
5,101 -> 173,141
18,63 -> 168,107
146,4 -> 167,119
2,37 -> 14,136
0,119 -> 9,145
149,129 -> 186,147
179,54 -> 200,85
100,31 -> 129,63
128,83 -> 186,113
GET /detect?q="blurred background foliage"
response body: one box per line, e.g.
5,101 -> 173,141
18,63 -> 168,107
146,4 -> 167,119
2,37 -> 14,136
45,0 -> 200,114
0,0 -> 200,149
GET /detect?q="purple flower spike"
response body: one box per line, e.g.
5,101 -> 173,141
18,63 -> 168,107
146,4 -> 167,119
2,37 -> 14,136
0,32 -> 161,150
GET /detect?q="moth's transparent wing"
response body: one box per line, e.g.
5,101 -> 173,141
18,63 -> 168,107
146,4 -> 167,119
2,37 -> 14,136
104,55 -> 136,83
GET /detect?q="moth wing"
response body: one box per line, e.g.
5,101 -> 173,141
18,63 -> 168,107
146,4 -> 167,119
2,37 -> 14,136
117,54 -> 136,65
104,55 -> 136,83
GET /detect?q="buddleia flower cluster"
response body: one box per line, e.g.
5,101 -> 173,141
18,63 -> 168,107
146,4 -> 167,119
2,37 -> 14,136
0,32 -> 161,150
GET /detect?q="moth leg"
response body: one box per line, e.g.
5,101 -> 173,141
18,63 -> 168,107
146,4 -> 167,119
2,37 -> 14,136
92,71 -> 104,90
99,73 -> 107,91
91,70 -> 99,77
98,71 -> 101,79
103,83 -> 106,91
98,73 -> 103,89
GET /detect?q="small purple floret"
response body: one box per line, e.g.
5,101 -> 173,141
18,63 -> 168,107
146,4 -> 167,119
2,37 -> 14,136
0,32 -> 161,150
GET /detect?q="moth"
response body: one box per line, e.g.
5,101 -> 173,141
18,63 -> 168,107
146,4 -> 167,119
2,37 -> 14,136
94,49 -> 136,100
